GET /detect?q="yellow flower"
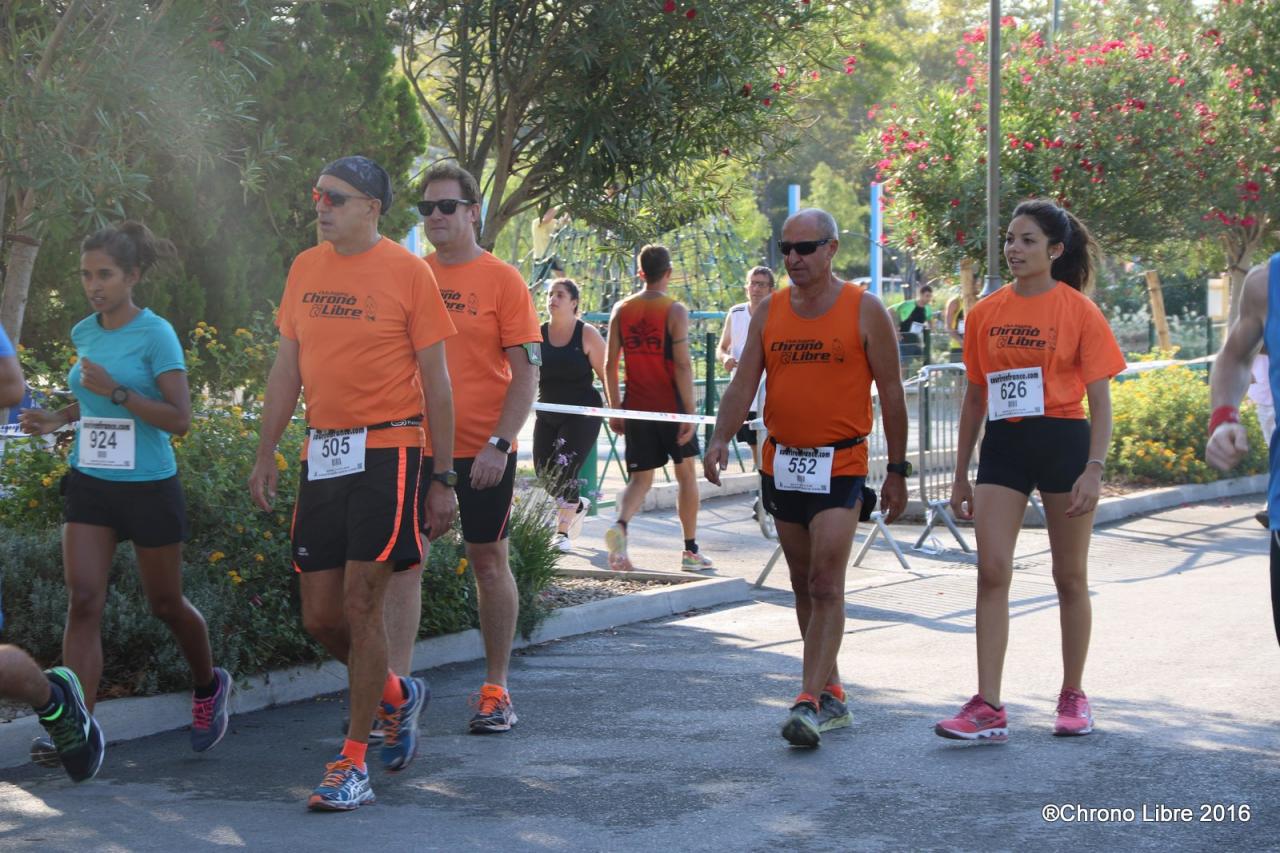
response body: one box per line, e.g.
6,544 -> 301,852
68,355 -> 78,365
235,524 -> 245,534
235,328 -> 251,338
197,321 -> 208,328
255,553 -> 265,562
209,551 -> 226,563
193,328 -> 205,338
455,557 -> 469,575
231,406 -> 244,419
227,569 -> 243,585
275,451 -> 287,472
41,476 -> 52,487
263,530 -> 273,540
27,499 -> 38,508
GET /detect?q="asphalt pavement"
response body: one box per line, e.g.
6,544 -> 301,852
0,492 -> 1275,851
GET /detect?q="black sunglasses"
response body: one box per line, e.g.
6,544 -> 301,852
312,187 -> 371,207
778,238 -> 833,257
417,198 -> 475,216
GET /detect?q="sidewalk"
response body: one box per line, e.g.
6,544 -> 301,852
0,493 -> 1275,850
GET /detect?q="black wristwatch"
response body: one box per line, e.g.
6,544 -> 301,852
110,386 -> 130,405
488,435 -> 512,453
886,460 -> 913,477
430,469 -> 458,488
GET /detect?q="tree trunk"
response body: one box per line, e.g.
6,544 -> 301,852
960,258 -> 979,312
1144,270 -> 1171,352
1224,220 -> 1265,325
0,221 -> 40,345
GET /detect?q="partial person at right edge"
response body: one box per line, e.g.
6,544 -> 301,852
705,208 -> 909,748
2,325 -> 104,783
1206,252 -> 1280,648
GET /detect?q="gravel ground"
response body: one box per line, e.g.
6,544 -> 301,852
538,576 -> 665,609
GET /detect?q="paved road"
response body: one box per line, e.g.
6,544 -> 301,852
0,495 -> 1275,851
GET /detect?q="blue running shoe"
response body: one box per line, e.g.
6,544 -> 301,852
379,676 -> 426,772
308,755 -> 374,811
191,667 -> 232,753
817,691 -> 853,732
781,698 -> 821,748
39,667 -> 105,783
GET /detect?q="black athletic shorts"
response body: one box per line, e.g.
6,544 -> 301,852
62,469 -> 189,547
735,410 -> 760,447
760,473 -> 871,528
976,417 -> 1090,495
292,446 -> 422,572
624,420 -> 700,472
422,453 -> 517,544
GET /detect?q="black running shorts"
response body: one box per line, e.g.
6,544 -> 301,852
976,417 -> 1090,495
292,446 -> 422,572
735,410 -> 760,447
760,473 -> 869,529
62,469 -> 189,547
624,419 -> 700,472
422,453 -> 517,544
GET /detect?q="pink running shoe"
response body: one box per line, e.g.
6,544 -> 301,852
935,694 -> 1008,742
1053,687 -> 1094,736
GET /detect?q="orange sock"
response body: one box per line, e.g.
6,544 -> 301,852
341,738 -> 368,770
795,691 -> 820,708
824,683 -> 846,701
381,672 -> 405,706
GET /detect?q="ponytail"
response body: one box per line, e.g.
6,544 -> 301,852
1010,199 -> 1097,293
80,221 -> 176,277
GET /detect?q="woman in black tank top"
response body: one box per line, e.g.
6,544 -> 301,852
535,278 -> 606,550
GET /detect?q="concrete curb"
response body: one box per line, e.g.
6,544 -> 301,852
1092,473 -> 1267,526
0,576 -> 752,769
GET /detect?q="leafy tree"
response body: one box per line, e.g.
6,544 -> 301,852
0,0 -> 275,343
395,0 -> 870,248
865,5 -> 1277,317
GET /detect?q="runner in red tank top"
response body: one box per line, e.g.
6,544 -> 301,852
604,244 -> 712,572
706,208 -> 909,748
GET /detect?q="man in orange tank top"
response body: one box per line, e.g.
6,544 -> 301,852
604,245 -> 712,572
705,208 -> 909,748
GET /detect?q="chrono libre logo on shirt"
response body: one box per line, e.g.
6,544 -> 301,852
770,338 -> 834,364
303,290 -> 363,320
989,324 -> 1057,351
440,288 -> 466,313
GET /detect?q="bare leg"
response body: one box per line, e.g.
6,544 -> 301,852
972,484 -> 1029,707
616,469 -> 654,524
61,523 -> 116,711
0,646 -> 53,708
672,457 -> 700,541
135,543 -> 214,688
299,568 -> 350,663
470,539 -> 517,687
385,564 -> 423,676
1039,491 -> 1095,692
343,560 -> 394,744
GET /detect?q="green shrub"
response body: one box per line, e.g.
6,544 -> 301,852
1108,364 -> 1268,485
0,390 -> 563,696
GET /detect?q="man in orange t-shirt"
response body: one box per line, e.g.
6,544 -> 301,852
248,156 -> 457,810
394,162 -> 540,735
705,208 -> 909,748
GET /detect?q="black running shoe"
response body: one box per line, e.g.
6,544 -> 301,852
38,667 -> 105,783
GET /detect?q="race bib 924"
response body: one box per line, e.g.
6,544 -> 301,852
78,417 -> 136,470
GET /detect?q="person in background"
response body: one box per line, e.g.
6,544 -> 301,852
535,278 -> 606,551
